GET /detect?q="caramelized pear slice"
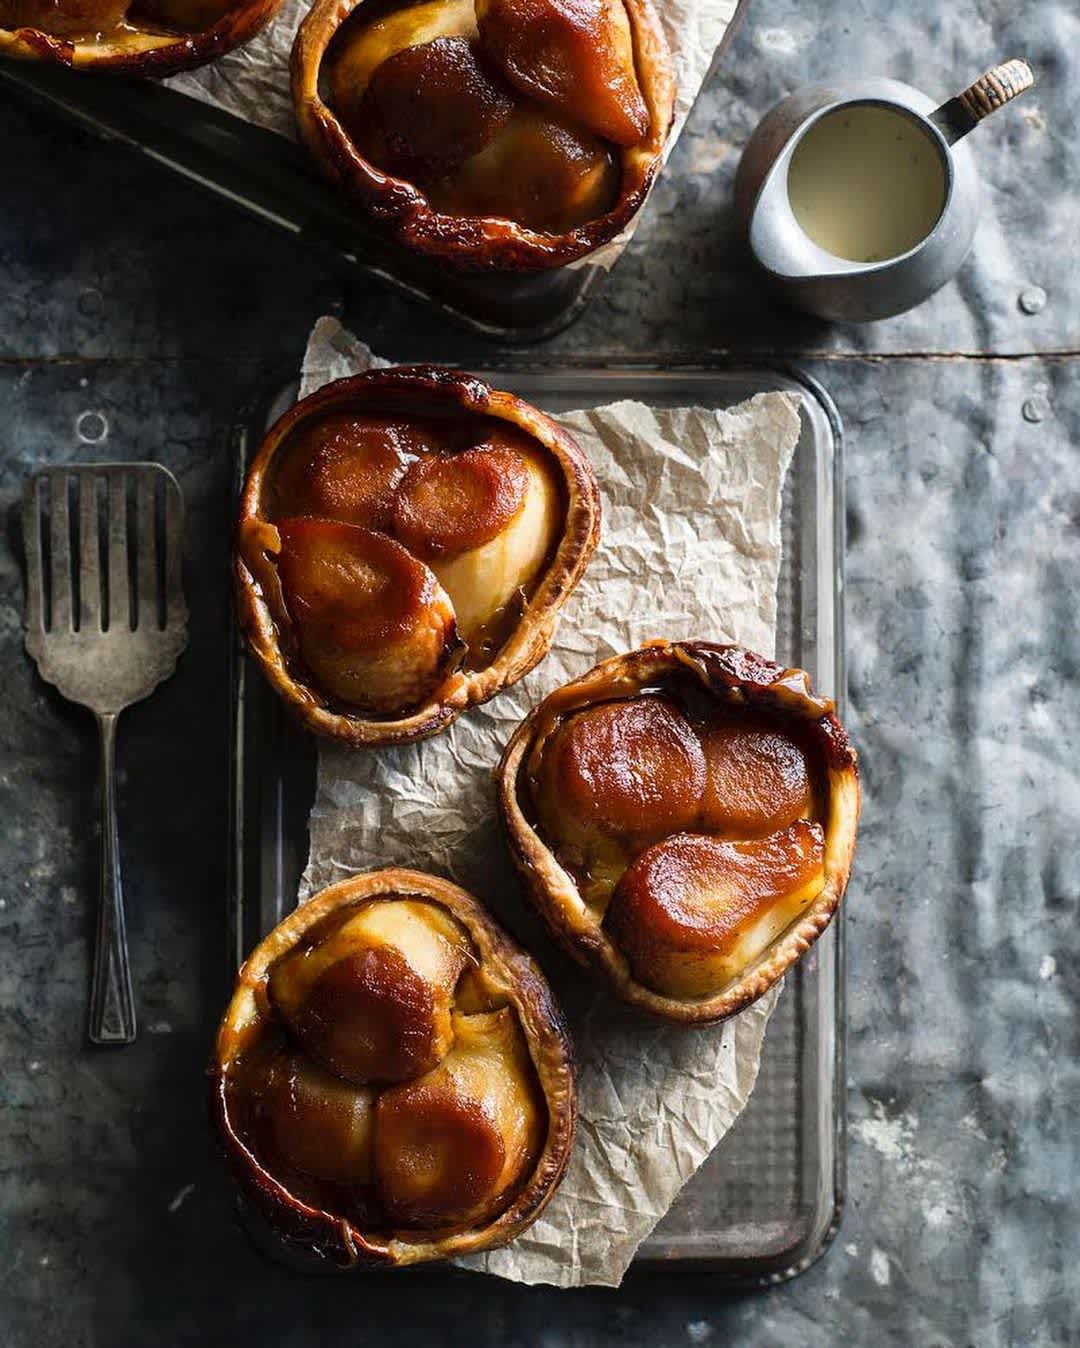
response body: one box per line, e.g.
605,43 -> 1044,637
270,414 -> 418,530
604,823 -> 827,998
374,1008 -> 542,1228
698,717 -> 815,838
275,518 -> 458,715
392,440 -> 529,561
529,695 -> 706,913
263,1051 -> 376,1185
1,0 -> 130,35
393,436 -> 560,645
475,0 -> 648,147
424,105 -> 620,233
327,0 -> 478,135
269,899 -> 472,1085
532,695 -> 706,850
358,36 -> 515,178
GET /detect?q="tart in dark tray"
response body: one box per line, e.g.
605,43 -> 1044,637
0,0 -> 282,73
292,0 -> 676,270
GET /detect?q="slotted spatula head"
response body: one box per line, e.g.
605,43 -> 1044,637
23,464 -> 188,714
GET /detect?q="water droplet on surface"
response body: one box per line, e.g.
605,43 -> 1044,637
76,410 -> 108,444
1018,285 -> 1046,315
1022,397 -> 1048,424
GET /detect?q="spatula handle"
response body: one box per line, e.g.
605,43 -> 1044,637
89,712 -> 136,1045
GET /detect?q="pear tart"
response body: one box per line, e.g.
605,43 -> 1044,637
212,869 -> 576,1266
292,0 -> 676,269
0,0 -> 280,72
235,367 -> 600,746
497,641 -> 860,1024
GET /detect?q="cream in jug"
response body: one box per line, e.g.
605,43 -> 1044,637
786,105 -> 947,264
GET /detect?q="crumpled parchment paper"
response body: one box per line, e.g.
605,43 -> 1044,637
289,316 -> 800,1287
167,0 -> 743,267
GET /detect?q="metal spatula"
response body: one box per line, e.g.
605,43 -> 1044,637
22,464 -> 188,1045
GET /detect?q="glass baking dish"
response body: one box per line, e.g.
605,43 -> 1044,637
228,360 -> 845,1284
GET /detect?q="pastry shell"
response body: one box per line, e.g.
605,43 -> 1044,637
497,640 -> 861,1025
234,365 -> 600,747
211,867 -> 577,1267
0,0 -> 281,74
290,0 -> 677,271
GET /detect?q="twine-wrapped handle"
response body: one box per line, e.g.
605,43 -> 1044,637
931,59 -> 1035,145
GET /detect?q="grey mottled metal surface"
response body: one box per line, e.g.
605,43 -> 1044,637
0,0 -> 1077,1342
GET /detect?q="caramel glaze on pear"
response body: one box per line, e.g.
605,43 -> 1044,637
498,641 -> 861,1025
212,869 -> 577,1267
292,0 -> 677,269
0,0 -> 281,72
234,366 -> 600,747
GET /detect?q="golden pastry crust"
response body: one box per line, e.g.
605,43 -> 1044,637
234,366 -> 600,747
0,0 -> 281,74
497,641 -> 861,1025
210,868 -> 577,1267
290,0 -> 676,271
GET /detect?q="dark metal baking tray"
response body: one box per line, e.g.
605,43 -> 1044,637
0,62 -> 597,341
0,3 -> 750,342
228,359 -> 845,1284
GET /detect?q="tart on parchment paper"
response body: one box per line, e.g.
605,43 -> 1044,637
235,365 -> 600,746
498,640 -> 860,1024
212,868 -> 576,1266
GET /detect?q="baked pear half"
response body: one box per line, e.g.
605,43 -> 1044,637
291,0 -> 676,270
235,366 -> 600,746
497,641 -> 860,1024
0,0 -> 281,73
211,868 -> 576,1266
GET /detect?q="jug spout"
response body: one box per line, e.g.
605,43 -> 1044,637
747,145 -> 855,283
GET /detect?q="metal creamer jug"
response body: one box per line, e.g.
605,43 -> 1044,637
735,60 -> 1034,321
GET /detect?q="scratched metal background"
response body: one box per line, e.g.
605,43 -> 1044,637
0,0 -> 1076,1343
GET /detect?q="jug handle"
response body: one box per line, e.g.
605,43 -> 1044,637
930,59 -> 1035,145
